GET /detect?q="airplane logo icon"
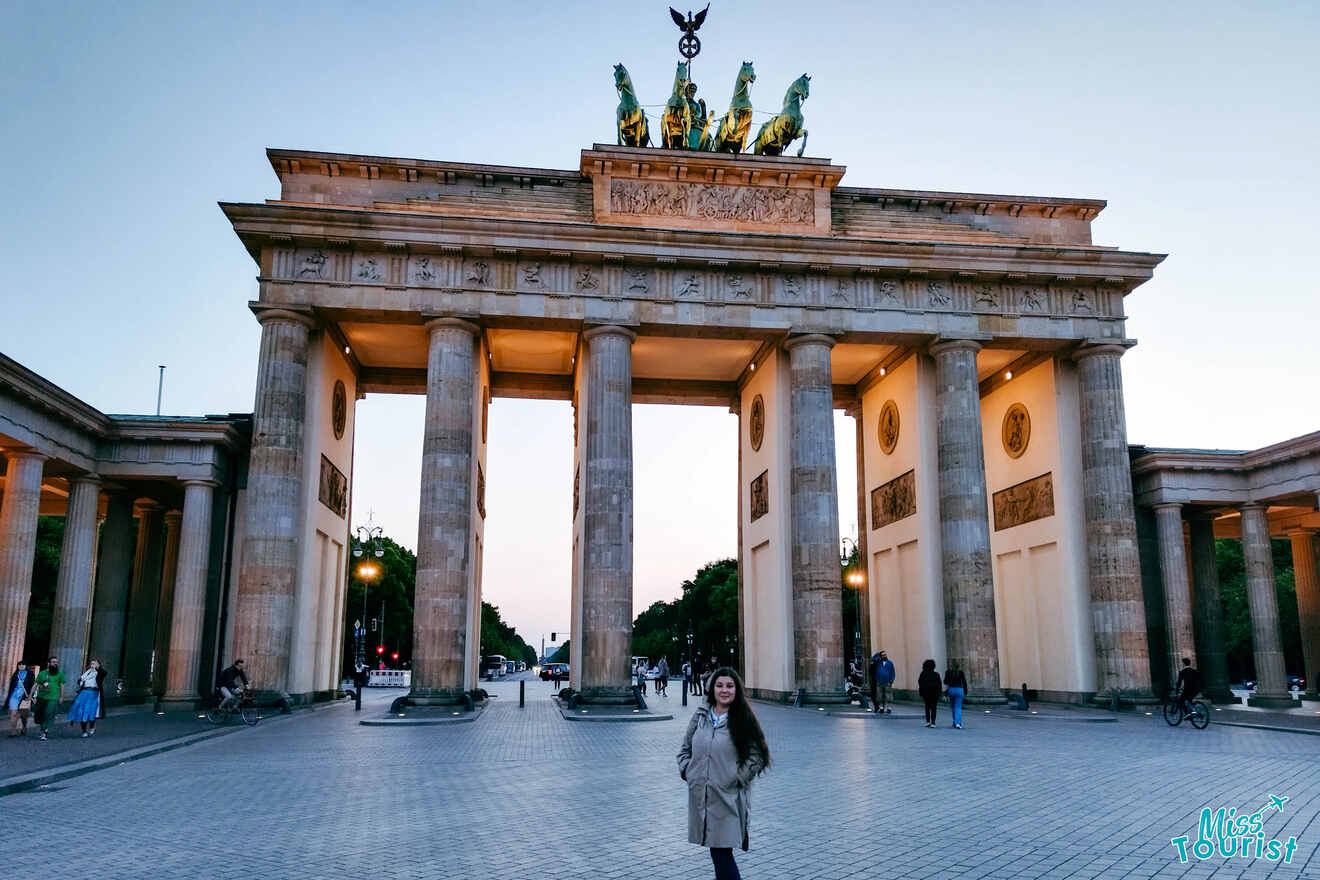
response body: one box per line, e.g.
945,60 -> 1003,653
1269,795 -> 1288,811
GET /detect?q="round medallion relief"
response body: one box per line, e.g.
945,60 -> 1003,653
749,395 -> 765,452
1002,403 -> 1030,459
331,380 -> 347,441
877,400 -> 900,455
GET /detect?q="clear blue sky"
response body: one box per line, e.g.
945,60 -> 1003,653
4,1 -> 1317,644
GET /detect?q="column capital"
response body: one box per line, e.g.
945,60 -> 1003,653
1286,527 -> 1318,538
2,447 -> 47,464
783,333 -> 836,352
180,479 -> 221,490
163,509 -> 184,526
582,324 -> 637,343
250,304 -> 317,330
1239,501 -> 1269,513
1184,507 -> 1217,522
1071,342 -> 1132,363
133,498 -> 163,516
68,474 -> 102,488
423,316 -> 481,337
928,337 -> 983,357
1152,502 -> 1184,514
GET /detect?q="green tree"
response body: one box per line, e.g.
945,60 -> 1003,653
343,536 -> 415,674
548,640 -> 570,664
479,601 -> 536,667
1217,537 -> 1301,682
22,516 -> 65,661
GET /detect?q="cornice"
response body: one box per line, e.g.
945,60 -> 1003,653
0,353 -> 111,436
220,201 -> 1165,284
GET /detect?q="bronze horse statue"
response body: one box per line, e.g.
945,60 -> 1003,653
659,61 -> 691,150
614,64 -> 650,148
710,61 -> 755,154
752,73 -> 809,157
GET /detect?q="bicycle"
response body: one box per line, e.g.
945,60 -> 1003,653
1162,690 -> 1209,729
206,689 -> 261,726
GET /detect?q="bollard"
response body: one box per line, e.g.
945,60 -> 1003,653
793,687 -> 805,708
1110,691 -> 1120,713
520,679 -> 525,708
1020,682 -> 1030,712
682,683 -> 687,707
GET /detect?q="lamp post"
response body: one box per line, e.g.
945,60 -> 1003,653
841,536 -> 865,666
351,518 -> 384,670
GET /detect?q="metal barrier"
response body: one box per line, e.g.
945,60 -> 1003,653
368,670 -> 412,687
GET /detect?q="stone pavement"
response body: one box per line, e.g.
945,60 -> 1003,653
7,676 -> 1320,879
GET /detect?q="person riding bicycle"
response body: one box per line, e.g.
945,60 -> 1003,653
1174,657 -> 1202,715
217,659 -> 250,709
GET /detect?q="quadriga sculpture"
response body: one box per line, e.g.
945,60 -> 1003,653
752,73 -> 809,157
614,64 -> 651,148
710,61 -> 755,154
660,61 -> 692,150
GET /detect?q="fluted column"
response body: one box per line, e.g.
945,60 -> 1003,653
1240,504 -> 1297,707
123,500 -> 164,699
89,492 -> 135,693
578,325 -> 636,702
164,481 -> 216,702
853,404 -> 871,668
1187,513 -> 1235,702
0,450 -> 46,673
412,318 -> 480,701
49,476 -> 102,678
785,334 -> 845,701
1153,503 -> 1196,687
233,308 -> 314,694
930,340 -> 1002,701
1073,344 -> 1153,700
151,509 -> 182,697
1288,527 -> 1319,700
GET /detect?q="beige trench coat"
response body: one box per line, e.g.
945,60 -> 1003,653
677,708 -> 765,850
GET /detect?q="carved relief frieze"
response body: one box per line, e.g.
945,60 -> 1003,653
519,261 -> 543,289
465,259 -> 492,287
750,470 -> 769,522
625,266 -> 651,297
295,248 -> 329,280
674,270 -> 703,299
926,280 -> 951,308
574,265 -> 601,291
992,472 -> 1054,531
409,255 -> 440,286
870,469 -> 915,530
875,279 -> 902,308
829,277 -> 852,305
725,271 -> 752,300
1011,282 -> 1046,313
353,254 -> 384,282
1069,286 -> 1094,314
609,178 -> 814,226
318,454 -> 348,519
779,272 -> 804,301
973,282 -> 1001,310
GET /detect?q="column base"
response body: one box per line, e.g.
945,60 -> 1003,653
1303,691 -> 1319,702
407,688 -> 469,706
1205,688 -> 1243,705
1247,692 -> 1302,709
963,689 -> 1008,705
1089,690 -> 1160,709
575,686 -> 637,706
797,690 -> 850,705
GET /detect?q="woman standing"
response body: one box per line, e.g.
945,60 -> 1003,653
67,659 -> 102,737
943,661 -> 968,729
7,661 -> 35,737
677,667 -> 770,880
917,659 -> 942,728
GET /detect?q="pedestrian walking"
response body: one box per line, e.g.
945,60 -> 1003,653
918,659 -> 941,728
677,667 -> 770,880
636,661 -> 648,696
870,651 -> 896,714
7,661 -> 35,737
683,661 -> 692,695
657,657 -> 669,696
34,657 -> 66,741
552,665 -> 562,691
691,657 -> 703,696
943,661 -> 968,729
67,659 -> 103,737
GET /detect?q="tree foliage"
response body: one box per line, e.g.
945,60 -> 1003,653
21,516 -> 65,661
631,558 -> 739,669
343,535 -> 416,673
1216,537 -> 1302,682
480,601 -> 537,667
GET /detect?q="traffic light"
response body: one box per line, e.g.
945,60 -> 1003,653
391,652 -> 400,661
551,632 -> 557,641
376,645 -> 385,655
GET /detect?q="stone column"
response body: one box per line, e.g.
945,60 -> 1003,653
49,476 -> 101,678
164,481 -> 216,702
1153,503 -> 1196,686
853,405 -> 872,670
412,318 -> 480,701
1287,529 -> 1319,700
578,325 -> 636,703
785,334 -> 845,701
89,492 -> 135,692
1240,504 -> 1297,707
0,450 -> 46,673
151,509 -> 183,697
1187,513 -> 1235,703
1073,344 -> 1153,701
123,500 -> 165,700
930,339 -> 1002,701
233,308 -> 314,695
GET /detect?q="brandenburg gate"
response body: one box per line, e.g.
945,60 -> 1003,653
220,142 -> 1166,705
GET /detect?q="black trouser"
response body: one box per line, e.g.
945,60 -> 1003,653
710,848 -> 741,880
870,679 -> 879,710
923,697 -> 938,725
354,687 -> 363,711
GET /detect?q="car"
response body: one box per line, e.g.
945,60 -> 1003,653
539,662 -> 569,681
1288,675 -> 1305,691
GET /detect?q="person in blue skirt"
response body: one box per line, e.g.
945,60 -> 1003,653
67,659 -> 104,737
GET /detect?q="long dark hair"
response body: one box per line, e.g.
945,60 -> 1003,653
705,667 -> 771,774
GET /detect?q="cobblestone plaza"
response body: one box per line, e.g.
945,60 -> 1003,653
9,680 -> 1319,879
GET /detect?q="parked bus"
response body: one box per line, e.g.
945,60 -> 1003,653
481,655 -> 507,680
